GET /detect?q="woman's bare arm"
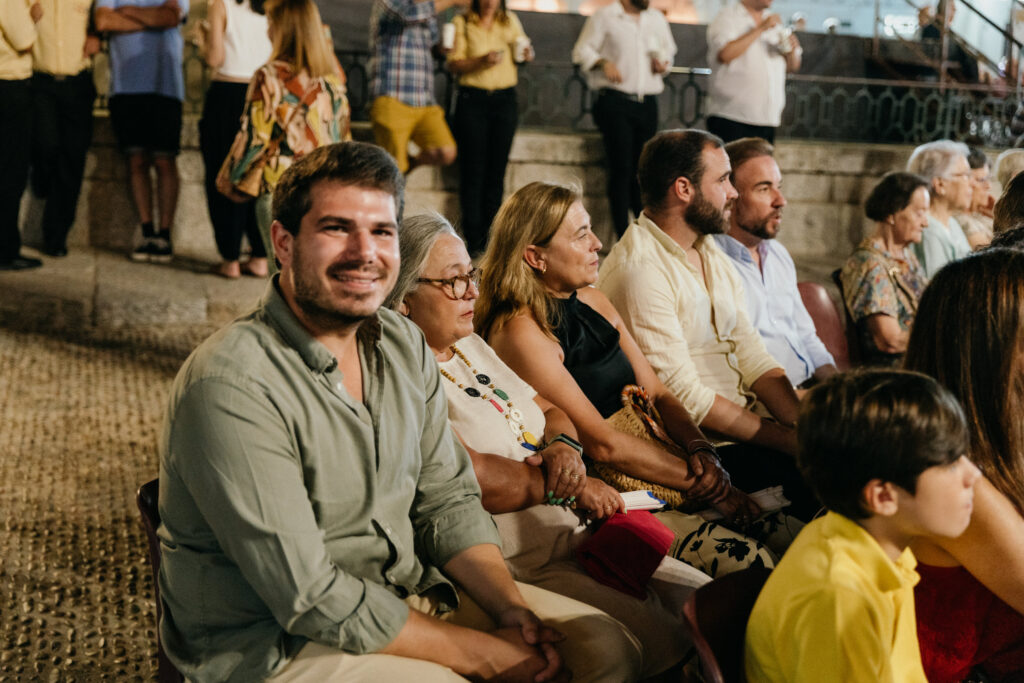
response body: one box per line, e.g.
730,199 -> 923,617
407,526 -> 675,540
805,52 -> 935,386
864,312 -> 910,355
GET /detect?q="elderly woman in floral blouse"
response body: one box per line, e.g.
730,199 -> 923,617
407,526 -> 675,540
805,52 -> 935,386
220,0 -> 350,271
840,172 -> 931,366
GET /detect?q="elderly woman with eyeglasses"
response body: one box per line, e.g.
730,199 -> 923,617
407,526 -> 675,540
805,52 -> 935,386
906,139 -> 974,278
386,212 -> 712,680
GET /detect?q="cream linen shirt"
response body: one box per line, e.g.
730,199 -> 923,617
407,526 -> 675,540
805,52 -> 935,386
31,0 -> 91,76
597,214 -> 782,424
0,0 -> 36,80
448,11 -> 527,91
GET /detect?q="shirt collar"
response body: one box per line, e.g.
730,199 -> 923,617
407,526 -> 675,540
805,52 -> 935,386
636,212 -> 717,263
820,512 -> 919,593
259,277 -> 383,375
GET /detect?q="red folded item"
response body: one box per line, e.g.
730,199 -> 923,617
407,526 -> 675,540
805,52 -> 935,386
574,511 -> 674,599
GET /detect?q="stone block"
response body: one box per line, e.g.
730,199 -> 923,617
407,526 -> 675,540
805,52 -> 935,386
0,251 -> 96,331
510,131 -> 604,165
783,173 -> 831,203
405,190 -> 460,223
506,162 -> 604,197
94,256 -> 208,328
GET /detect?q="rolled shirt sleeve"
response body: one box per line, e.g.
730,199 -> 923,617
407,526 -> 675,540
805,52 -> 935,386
571,12 -> 603,71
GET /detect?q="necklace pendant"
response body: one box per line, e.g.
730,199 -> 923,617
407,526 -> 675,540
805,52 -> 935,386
493,388 -> 509,401
489,398 -> 504,413
464,387 -> 481,398
475,373 -> 491,385
508,408 -> 523,422
506,419 -> 520,436
522,430 -> 540,447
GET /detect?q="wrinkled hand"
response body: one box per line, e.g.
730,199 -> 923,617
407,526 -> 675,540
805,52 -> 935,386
758,12 -> 781,31
685,449 -> 731,504
575,477 -> 625,520
712,487 -> 762,529
30,2 -> 43,22
601,60 -> 623,84
494,608 -> 568,683
539,443 -> 586,502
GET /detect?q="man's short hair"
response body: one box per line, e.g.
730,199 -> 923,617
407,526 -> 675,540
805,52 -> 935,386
638,129 -> 724,210
797,369 -> 968,520
863,172 -> 930,223
272,142 -> 406,236
993,170 -> 1024,234
723,137 -> 775,182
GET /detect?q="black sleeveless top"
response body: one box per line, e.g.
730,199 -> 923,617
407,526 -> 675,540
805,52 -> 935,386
549,292 -> 636,418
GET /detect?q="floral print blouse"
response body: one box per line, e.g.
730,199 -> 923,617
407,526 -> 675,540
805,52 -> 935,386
225,60 -> 351,195
840,239 -> 928,366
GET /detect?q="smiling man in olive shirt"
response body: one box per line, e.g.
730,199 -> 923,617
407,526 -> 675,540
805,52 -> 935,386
157,142 -> 637,683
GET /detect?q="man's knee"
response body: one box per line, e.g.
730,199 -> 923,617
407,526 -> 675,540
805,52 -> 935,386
419,146 -> 457,168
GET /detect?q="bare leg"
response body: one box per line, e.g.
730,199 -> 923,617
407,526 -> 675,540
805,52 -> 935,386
153,155 -> 180,231
408,145 -> 457,173
127,152 -> 153,225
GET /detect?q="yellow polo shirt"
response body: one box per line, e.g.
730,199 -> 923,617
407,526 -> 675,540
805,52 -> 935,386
744,512 -> 927,683
31,0 -> 92,76
0,0 -> 36,80
448,11 -> 526,91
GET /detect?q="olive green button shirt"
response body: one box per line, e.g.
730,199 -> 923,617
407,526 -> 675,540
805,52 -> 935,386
157,280 -> 499,683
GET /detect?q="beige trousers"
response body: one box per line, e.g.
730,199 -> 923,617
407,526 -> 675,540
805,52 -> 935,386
265,581 -> 643,682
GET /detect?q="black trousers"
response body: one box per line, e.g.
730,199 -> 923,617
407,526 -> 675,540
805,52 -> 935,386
199,81 -> 264,262
706,115 -> 776,145
32,70 -> 96,253
453,86 -> 518,255
0,78 -> 33,263
717,442 -> 821,522
592,90 -> 658,238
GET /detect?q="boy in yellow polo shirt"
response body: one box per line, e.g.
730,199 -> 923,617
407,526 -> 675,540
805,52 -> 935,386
745,369 -> 981,682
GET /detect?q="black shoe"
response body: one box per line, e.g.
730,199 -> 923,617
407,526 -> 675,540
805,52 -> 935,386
149,235 -> 172,264
130,239 -> 155,262
42,246 -> 68,258
0,256 -> 43,271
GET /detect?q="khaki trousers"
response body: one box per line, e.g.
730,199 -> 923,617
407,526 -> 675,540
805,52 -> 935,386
265,581 -> 643,682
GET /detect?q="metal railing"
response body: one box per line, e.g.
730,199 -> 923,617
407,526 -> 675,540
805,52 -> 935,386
94,43 -> 1021,146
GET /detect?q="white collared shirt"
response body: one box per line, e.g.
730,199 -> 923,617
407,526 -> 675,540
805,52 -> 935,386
706,1 -> 788,127
597,214 -> 782,424
572,1 -> 676,96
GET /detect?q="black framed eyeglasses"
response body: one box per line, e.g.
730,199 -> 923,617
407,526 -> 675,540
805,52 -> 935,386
417,268 -> 480,300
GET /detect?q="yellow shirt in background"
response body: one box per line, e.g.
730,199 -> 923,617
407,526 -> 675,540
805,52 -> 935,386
448,11 -> 526,91
0,0 -> 36,80
31,0 -> 92,76
744,512 -> 927,683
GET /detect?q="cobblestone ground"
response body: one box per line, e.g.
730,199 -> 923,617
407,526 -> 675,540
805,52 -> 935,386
0,326 -> 212,682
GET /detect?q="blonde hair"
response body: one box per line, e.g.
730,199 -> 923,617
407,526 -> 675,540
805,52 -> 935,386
264,0 -> 337,79
475,181 -> 581,342
995,149 -> 1024,190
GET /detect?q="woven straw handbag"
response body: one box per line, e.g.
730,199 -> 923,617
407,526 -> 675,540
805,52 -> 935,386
593,385 -> 699,511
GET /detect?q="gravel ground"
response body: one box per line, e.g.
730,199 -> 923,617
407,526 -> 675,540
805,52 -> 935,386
0,326 -> 212,682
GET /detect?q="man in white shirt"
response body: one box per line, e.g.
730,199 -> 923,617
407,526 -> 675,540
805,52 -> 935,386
712,137 -> 836,388
705,0 -> 801,143
572,0 -> 675,237
597,128 -> 818,520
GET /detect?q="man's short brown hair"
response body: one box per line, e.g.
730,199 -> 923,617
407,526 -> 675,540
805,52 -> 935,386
724,137 -> 775,182
272,142 -> 406,236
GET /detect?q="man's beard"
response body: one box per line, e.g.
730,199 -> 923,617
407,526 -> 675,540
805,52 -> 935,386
686,190 -> 731,236
628,0 -> 650,9
737,211 -> 781,240
290,245 -> 390,332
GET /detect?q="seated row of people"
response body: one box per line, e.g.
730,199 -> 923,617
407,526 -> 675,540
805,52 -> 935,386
153,137 -> 1023,682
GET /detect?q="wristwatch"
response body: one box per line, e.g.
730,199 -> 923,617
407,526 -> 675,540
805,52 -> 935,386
546,433 -> 584,457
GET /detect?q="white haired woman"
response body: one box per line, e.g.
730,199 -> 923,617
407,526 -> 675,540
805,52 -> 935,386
387,212 -> 712,680
906,139 -> 973,278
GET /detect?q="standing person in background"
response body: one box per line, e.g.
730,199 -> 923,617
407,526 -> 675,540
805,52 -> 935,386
220,0 -> 350,274
94,0 -> 189,264
447,0 -> 532,257
369,0 -> 469,175
0,0 -> 42,271
197,0 -> 271,279
572,0 -> 675,239
31,0 -> 99,259
705,0 -> 801,144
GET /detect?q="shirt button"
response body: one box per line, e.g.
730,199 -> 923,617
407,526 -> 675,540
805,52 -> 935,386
335,382 -> 343,391
386,573 -> 396,583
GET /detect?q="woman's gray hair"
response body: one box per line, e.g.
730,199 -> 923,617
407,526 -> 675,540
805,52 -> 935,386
385,211 -> 460,311
907,140 -> 970,183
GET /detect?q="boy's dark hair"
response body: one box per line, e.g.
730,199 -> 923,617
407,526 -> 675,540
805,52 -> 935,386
723,136 -> 774,182
797,369 -> 968,520
272,142 -> 405,236
638,129 -> 724,211
863,172 -> 930,223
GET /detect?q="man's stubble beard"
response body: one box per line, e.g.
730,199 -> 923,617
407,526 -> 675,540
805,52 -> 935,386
685,190 -> 731,236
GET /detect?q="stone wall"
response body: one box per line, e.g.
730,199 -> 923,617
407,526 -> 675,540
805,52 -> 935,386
19,116 -> 919,284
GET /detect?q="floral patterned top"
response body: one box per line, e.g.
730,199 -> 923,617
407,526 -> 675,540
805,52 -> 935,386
225,60 -> 351,195
840,239 -> 928,367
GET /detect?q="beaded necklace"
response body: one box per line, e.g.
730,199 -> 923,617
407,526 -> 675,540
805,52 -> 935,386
439,344 -> 540,452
